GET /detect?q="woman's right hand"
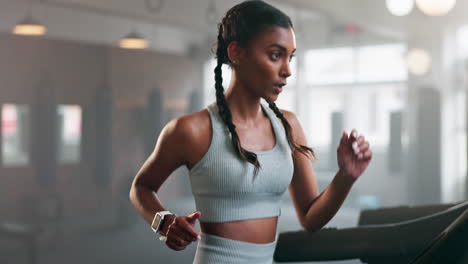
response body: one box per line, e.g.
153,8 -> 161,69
165,211 -> 202,251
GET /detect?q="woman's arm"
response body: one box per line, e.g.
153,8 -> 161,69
283,111 -> 372,232
129,116 -> 192,235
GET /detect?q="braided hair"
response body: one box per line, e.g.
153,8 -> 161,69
214,0 -> 316,176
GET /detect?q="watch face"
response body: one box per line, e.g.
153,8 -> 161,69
152,213 -> 163,231
154,214 -> 162,224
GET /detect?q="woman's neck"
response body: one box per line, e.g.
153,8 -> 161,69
224,77 -> 263,125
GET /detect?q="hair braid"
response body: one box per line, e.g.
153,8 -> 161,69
215,23 -> 261,177
268,102 -> 316,159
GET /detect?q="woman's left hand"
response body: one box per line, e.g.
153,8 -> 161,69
336,129 -> 373,182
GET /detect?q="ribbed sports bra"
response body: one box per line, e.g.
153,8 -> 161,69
188,102 -> 294,222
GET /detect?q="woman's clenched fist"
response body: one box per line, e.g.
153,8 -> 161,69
165,211 -> 201,251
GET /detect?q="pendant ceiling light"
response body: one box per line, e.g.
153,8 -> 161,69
116,0 -> 162,49
406,48 -> 431,76
415,0 -> 456,16
119,31 -> 148,49
12,15 -> 47,36
386,0 -> 414,16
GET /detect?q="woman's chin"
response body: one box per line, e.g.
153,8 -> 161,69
270,93 -> 280,102
262,95 -> 278,104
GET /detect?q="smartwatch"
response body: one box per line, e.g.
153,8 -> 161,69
151,211 -> 174,234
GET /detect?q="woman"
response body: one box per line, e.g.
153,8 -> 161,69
129,1 -> 372,263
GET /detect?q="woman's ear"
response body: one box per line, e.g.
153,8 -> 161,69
227,41 -> 244,65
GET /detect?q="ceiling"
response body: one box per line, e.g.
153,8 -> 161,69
36,0 -> 468,36
1,0 -> 467,53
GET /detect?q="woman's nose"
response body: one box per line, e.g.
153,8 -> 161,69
281,61 -> 292,78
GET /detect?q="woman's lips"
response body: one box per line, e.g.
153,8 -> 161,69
274,84 -> 284,93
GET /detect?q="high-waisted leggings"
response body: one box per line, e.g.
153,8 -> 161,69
193,232 -> 278,264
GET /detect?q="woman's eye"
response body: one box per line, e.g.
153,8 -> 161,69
270,52 -> 280,60
289,54 -> 296,62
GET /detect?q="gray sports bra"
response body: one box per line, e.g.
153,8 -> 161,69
188,102 -> 294,222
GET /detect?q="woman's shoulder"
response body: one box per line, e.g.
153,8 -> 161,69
274,107 -> 308,144
168,108 -> 210,137
163,108 -> 212,168
161,108 -> 211,150
274,107 -> 299,128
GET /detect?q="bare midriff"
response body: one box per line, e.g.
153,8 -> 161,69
199,216 -> 278,244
